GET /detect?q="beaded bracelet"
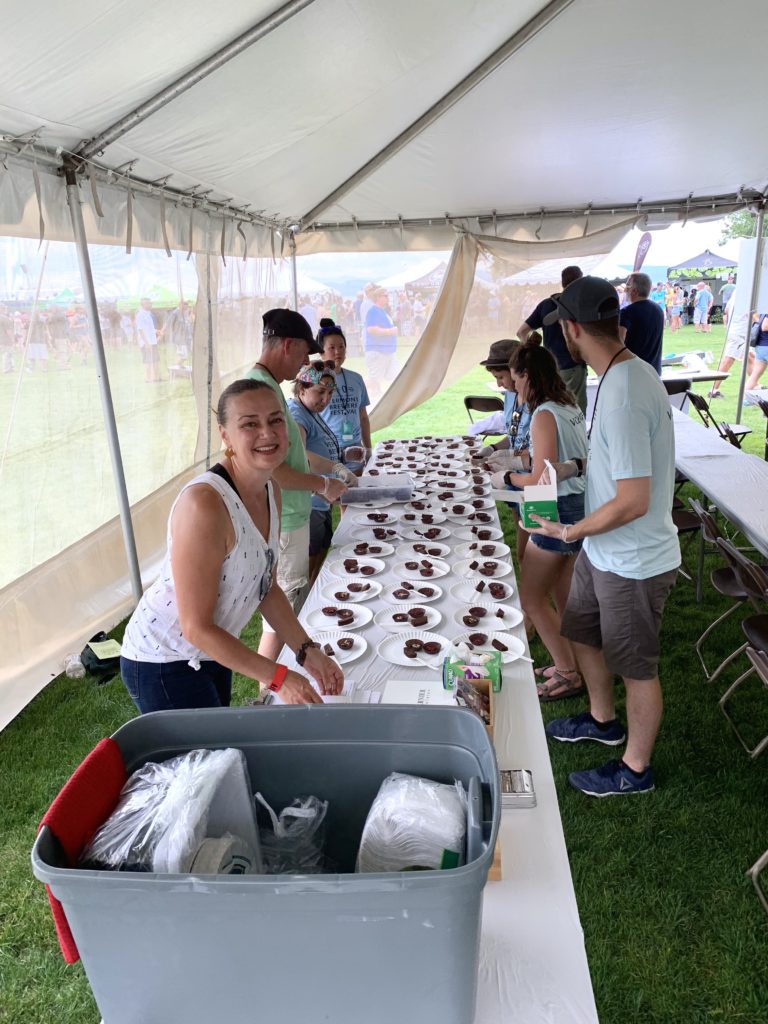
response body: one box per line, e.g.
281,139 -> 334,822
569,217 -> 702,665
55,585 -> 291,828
295,639 -> 319,667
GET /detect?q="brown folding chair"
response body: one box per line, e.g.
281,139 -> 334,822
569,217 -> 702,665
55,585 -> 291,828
685,390 -> 752,447
672,506 -> 701,584
757,398 -> 768,460
464,395 -> 504,437
714,539 -> 768,758
688,500 -> 750,681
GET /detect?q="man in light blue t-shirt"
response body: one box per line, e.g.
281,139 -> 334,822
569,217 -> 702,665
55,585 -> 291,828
529,276 -> 680,798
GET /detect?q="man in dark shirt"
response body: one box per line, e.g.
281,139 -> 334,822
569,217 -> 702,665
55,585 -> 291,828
619,273 -> 664,374
517,265 -> 587,412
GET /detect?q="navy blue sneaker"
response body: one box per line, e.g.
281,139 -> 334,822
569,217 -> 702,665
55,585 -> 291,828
545,711 -> 626,746
568,759 -> 655,798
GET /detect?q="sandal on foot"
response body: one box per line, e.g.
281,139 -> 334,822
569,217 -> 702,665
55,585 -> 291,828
537,670 -> 585,703
534,665 -> 556,679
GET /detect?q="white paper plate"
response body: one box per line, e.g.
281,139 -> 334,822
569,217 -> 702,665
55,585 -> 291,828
325,556 -> 387,578
450,579 -> 515,603
403,500 -> 450,515
343,496 -> 395,509
451,525 -> 504,542
305,603 -> 374,631
451,557 -> 513,580
350,527 -> 399,543
377,631 -> 447,669
401,525 -> 453,542
374,604 -> 443,632
337,541 -> 395,559
454,540 -> 512,561
425,476 -> 471,491
398,511 -> 447,526
312,631 -> 368,665
393,557 -> 451,580
453,603 -> 524,630
450,631 -> 526,664
401,541 -> 451,559
380,582 -> 444,604
352,512 -> 399,526
319,579 -> 383,604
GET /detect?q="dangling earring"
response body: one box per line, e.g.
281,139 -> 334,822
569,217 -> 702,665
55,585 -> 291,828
225,446 -> 235,459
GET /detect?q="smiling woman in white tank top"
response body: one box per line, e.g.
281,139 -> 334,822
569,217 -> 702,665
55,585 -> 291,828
120,379 -> 343,712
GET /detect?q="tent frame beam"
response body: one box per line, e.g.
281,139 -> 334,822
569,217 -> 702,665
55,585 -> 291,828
736,206 -> 766,421
63,159 -> 143,604
77,0 -> 318,161
300,0 -> 577,226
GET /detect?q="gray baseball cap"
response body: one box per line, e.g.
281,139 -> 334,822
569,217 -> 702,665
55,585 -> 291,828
543,276 -> 620,325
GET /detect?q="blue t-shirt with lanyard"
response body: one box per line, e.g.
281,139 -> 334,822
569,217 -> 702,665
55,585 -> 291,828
287,399 -> 341,512
502,390 -> 532,491
320,367 -> 370,448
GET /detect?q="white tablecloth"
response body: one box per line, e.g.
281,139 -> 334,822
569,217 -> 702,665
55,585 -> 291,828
276,438 -> 598,1024
673,407 -> 768,557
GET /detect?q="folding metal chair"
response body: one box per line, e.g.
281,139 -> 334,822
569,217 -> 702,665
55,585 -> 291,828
672,506 -> 701,585
685,390 -> 752,447
463,395 -> 504,438
756,398 -> 768,460
663,377 -> 692,412
747,835 -> 768,918
688,499 -> 750,680
714,540 -> 768,758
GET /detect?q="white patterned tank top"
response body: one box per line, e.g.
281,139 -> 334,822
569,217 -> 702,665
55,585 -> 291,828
121,471 -> 279,667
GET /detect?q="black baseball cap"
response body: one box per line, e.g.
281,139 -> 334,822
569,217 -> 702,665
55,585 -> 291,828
480,338 -> 520,367
543,276 -> 620,325
262,308 -> 321,353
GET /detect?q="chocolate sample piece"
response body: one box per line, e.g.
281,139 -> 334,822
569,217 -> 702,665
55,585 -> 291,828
463,615 -> 479,627
409,614 -> 428,627
334,592 -> 351,602
422,641 -> 442,656
408,607 -> 427,618
367,513 -> 388,522
480,545 -> 496,556
393,588 -> 411,600
419,568 -> 434,577
323,643 -> 334,656
469,560 -> 479,570
337,637 -> 355,651
468,633 -> 488,646
475,580 -> 486,592
347,582 -> 369,593
413,544 -> 427,554
489,582 -> 506,599
360,565 -> 376,576
468,606 -> 487,618
353,543 -> 369,555
417,586 -> 435,597
427,547 -> 443,556
424,528 -> 442,539
404,561 -> 419,570
322,606 -> 339,616
392,612 -> 409,623
492,638 -> 508,652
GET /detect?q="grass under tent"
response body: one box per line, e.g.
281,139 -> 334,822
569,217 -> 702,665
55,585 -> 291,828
1,323 -> 768,1023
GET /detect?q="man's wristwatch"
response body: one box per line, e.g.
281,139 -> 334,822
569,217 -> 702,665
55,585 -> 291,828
295,639 -> 319,667
571,458 -> 586,478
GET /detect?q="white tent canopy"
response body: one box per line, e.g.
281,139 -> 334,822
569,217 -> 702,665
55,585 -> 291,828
1,0 -> 766,250
2,0 -> 767,731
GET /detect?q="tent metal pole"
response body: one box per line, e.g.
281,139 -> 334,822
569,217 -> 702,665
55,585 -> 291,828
735,206 -> 765,422
64,162 -> 143,604
77,0 -> 317,161
300,0 -> 575,226
290,235 -> 299,311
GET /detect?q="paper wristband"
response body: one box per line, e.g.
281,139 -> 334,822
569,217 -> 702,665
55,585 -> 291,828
268,664 -> 289,692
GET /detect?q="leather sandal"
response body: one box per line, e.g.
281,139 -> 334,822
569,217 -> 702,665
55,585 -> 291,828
536,670 -> 585,703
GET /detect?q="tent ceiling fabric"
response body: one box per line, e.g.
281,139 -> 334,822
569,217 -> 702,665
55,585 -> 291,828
1,0 -> 766,249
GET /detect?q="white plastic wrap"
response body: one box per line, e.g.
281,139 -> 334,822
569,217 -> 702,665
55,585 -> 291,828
357,772 -> 467,873
80,747 -> 260,873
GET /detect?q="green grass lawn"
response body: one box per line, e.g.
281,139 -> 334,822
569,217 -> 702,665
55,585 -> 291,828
2,326 -> 768,1023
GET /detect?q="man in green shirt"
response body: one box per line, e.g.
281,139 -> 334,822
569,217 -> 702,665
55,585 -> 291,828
246,308 -> 352,662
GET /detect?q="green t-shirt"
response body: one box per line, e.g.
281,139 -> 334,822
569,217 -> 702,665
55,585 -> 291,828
244,367 -> 311,532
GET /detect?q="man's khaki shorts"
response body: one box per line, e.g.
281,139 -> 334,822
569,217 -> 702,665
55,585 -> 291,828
560,551 -> 678,680
260,523 -> 310,634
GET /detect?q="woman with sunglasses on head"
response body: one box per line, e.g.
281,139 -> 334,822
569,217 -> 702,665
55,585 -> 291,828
120,379 -> 343,712
288,361 -> 350,583
317,318 -> 372,471
490,337 -> 588,702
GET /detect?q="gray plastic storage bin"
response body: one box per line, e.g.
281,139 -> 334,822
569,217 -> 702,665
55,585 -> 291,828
33,705 -> 499,1024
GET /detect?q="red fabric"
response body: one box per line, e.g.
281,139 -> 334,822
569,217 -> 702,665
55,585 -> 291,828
39,737 -> 127,963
